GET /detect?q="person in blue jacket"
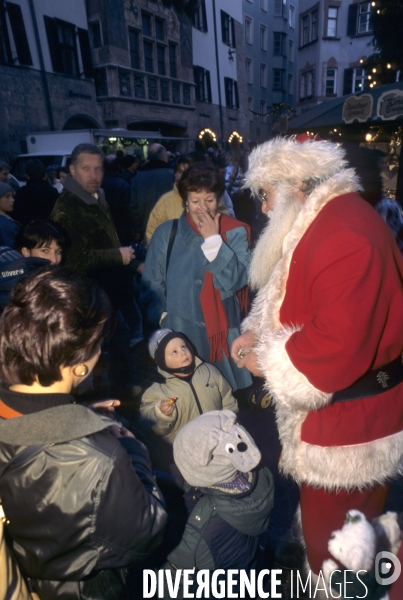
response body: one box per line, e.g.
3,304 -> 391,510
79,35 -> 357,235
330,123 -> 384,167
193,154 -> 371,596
141,163 -> 252,391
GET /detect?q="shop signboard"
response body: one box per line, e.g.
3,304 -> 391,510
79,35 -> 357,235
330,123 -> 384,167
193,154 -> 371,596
342,94 -> 373,123
377,89 -> 403,120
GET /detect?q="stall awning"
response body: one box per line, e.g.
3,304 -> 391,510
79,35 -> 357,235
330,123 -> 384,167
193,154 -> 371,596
288,81 -> 403,131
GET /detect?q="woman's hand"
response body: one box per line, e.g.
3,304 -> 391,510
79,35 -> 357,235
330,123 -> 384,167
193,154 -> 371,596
159,399 -> 175,416
197,206 -> 220,239
87,399 -> 121,418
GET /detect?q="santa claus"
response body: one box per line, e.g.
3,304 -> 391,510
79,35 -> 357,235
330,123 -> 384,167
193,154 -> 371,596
232,136 -> 403,577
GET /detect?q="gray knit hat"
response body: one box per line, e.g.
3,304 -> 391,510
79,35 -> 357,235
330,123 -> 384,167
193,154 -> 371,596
148,328 -> 174,360
173,410 -> 261,487
0,182 -> 13,199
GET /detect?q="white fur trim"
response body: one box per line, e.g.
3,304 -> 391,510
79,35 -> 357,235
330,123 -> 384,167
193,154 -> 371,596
278,415 -> 403,490
257,325 -> 332,412
245,137 -> 351,198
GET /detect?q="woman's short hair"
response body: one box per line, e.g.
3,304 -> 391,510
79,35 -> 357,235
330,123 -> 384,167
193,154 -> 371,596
177,162 -> 225,206
0,266 -> 113,387
15,219 -> 69,253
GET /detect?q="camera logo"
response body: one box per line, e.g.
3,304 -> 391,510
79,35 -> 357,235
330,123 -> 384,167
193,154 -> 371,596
375,551 -> 401,586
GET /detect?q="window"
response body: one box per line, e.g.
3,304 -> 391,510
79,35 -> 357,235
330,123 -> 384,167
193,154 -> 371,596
128,29 -> 140,69
245,16 -> 253,44
289,5 -> 295,28
193,0 -> 208,32
157,44 -> 165,75
260,0 -> 268,11
155,18 -> 165,41
44,17 -> 80,77
325,68 -> 337,94
288,72 -> 293,95
302,15 -> 309,45
260,25 -> 267,51
343,67 -> 366,94
274,0 -> 287,18
221,11 -> 235,47
142,12 -> 152,37
274,32 -> 286,56
347,2 -> 373,36
327,7 -> 338,37
300,69 -> 315,99
249,96 -> 253,120
245,58 -> 252,84
273,68 -> 286,90
143,40 -> 153,73
358,2 -> 372,33
6,2 -> 32,65
300,8 -> 319,46
260,63 -> 266,87
311,10 -> 318,40
194,66 -> 211,102
288,39 -> 294,62
169,42 -> 177,78
224,77 -> 239,108
0,4 -> 12,64
89,21 -> 102,48
260,99 -> 266,122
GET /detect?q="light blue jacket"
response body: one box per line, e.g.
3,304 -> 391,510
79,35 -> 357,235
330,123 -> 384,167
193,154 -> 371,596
141,213 -> 252,390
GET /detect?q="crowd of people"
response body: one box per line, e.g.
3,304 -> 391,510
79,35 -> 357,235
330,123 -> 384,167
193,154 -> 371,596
0,135 -> 403,599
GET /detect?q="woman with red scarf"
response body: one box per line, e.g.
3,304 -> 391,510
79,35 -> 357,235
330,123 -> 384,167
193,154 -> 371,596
141,162 -> 252,391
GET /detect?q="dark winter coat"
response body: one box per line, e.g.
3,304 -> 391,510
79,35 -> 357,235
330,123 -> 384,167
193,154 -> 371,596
130,160 -> 174,239
12,179 -> 59,225
0,214 -> 20,247
160,467 -> 274,598
51,175 -> 123,281
0,389 -> 167,600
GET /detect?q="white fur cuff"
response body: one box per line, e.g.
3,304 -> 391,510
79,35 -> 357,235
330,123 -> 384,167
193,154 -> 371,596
257,326 -> 332,412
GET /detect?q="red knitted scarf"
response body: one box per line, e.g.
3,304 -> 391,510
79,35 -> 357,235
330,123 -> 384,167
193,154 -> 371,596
186,213 -> 250,362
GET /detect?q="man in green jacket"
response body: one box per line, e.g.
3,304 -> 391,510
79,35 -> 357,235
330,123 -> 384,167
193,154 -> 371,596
51,143 -> 141,395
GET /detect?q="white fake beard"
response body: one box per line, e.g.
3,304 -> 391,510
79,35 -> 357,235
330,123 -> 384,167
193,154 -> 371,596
249,186 -> 302,291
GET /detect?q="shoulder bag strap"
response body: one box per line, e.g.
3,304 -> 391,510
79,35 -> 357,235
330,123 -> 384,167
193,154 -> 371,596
166,218 -> 178,276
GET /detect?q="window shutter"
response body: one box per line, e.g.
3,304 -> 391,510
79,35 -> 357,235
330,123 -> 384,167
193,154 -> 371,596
234,80 -> 239,108
44,16 -> 62,72
347,5 -> 358,36
202,0 -> 208,32
6,2 -> 32,65
343,68 -> 353,94
78,28 -> 93,78
231,17 -> 236,48
220,10 -> 226,43
206,70 -> 212,102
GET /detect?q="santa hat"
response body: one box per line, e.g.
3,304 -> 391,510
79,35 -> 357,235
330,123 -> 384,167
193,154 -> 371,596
244,135 -> 348,197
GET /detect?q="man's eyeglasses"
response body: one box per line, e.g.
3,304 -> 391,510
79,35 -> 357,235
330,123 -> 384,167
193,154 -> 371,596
258,189 -> 269,204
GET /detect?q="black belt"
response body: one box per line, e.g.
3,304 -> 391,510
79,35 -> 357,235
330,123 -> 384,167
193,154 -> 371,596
332,355 -> 403,403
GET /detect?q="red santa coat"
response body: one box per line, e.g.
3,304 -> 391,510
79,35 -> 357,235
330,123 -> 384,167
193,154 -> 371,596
243,171 -> 403,492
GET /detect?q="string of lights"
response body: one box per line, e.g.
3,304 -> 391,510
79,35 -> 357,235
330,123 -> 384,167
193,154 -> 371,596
248,102 -> 296,118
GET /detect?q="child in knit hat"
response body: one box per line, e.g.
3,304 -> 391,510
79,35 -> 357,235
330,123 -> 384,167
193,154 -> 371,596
140,329 -> 238,444
156,410 -> 274,596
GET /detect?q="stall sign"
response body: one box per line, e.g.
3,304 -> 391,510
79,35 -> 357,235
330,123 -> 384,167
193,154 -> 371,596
377,89 -> 403,120
342,94 -> 373,123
